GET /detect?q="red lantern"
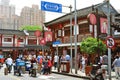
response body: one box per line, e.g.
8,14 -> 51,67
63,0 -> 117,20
40,38 -> 46,45
87,13 -> 97,25
34,30 -> 41,37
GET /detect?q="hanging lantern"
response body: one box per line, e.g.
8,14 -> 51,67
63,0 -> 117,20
40,38 -> 46,45
34,30 -> 41,37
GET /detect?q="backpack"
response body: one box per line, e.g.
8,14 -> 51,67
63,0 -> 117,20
39,58 -> 43,64
44,61 -> 48,69
48,60 -> 52,67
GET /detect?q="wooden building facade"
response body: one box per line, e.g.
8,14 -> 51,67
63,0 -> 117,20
45,2 -> 120,58
0,29 -> 51,60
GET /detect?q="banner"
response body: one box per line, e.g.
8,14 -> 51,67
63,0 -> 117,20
100,18 -> 108,33
44,31 -> 52,42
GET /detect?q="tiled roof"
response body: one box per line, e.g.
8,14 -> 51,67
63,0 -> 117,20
45,2 -> 118,26
0,29 -> 35,36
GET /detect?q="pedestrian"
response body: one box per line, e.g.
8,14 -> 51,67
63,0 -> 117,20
54,54 -> 58,70
43,58 -> 48,75
101,53 -> 108,79
48,58 -> 52,74
112,55 -> 120,79
5,55 -> 13,73
37,53 -> 43,74
65,54 -> 70,61
81,55 -> 85,73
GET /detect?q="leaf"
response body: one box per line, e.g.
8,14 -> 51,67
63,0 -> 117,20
19,25 -> 43,31
80,37 -> 107,54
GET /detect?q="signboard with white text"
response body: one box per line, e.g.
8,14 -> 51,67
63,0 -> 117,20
41,1 -> 62,13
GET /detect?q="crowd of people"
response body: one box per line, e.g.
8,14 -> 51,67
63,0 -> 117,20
78,52 -> 120,79
4,51 -> 71,76
3,50 -> 120,79
4,52 -> 53,75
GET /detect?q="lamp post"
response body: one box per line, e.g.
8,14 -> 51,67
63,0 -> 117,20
62,4 -> 73,73
74,0 -> 77,74
106,0 -> 112,80
69,5 -> 73,73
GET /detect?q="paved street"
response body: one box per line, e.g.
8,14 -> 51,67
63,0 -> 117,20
0,64 -> 88,80
0,64 -> 119,80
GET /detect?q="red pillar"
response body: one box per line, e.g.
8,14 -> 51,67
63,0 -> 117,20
13,35 -> 16,47
0,34 -> 2,46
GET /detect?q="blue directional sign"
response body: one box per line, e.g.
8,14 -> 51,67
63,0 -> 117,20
41,1 -> 62,13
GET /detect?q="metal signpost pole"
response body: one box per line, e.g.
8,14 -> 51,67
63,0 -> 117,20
107,0 -> 111,80
69,5 -> 73,73
74,0 -> 77,74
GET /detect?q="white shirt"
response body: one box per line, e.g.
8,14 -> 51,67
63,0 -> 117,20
81,57 -> 85,65
54,55 -> 58,62
6,58 -> 13,65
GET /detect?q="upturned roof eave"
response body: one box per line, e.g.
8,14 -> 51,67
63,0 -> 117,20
45,2 -> 118,27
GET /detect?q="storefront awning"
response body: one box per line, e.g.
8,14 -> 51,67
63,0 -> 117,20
24,45 -> 50,50
52,42 -> 81,47
0,46 -> 24,50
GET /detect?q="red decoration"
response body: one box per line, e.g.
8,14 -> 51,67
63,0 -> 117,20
17,39 -> 20,47
88,13 -> 97,25
34,30 -> 41,37
44,31 -> 52,42
59,24 -> 62,28
40,38 -> 46,45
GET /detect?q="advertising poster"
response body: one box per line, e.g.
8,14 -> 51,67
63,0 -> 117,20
100,18 -> 108,33
44,31 -> 52,42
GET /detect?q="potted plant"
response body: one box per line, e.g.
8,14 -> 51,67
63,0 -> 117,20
80,37 -> 107,76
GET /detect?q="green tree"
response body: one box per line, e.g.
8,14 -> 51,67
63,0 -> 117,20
80,37 -> 107,54
19,25 -> 42,31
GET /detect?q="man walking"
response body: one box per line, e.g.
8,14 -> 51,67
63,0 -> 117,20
6,55 -> 13,73
112,55 -> 120,79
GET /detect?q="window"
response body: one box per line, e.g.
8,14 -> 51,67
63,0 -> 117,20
28,39 -> 37,45
64,27 -> 70,36
4,38 -> 12,42
58,30 -> 62,36
18,38 -> 24,42
79,23 -> 89,34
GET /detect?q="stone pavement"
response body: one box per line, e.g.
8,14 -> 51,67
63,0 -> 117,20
51,67 -> 119,80
0,64 -> 119,80
0,64 -> 87,80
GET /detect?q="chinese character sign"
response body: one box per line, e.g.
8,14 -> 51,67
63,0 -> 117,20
100,18 -> 108,34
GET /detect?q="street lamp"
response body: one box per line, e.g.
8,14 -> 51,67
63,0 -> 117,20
69,5 -> 73,73
62,4 -> 73,73
74,0 -> 78,74
106,0 -> 112,80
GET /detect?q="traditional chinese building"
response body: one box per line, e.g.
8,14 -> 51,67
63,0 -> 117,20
45,2 -> 120,59
0,29 -> 52,60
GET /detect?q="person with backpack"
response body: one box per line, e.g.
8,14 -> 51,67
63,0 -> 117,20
43,58 -> 48,75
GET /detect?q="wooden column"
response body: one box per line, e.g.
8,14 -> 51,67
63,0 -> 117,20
0,34 -> 2,46
13,35 -> 16,47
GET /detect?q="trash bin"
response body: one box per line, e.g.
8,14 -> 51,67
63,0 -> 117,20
61,61 -> 70,73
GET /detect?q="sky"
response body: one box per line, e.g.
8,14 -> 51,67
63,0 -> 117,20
7,0 -> 120,22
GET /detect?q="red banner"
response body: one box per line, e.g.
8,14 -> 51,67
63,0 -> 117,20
100,18 -> 108,33
44,31 -> 52,42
